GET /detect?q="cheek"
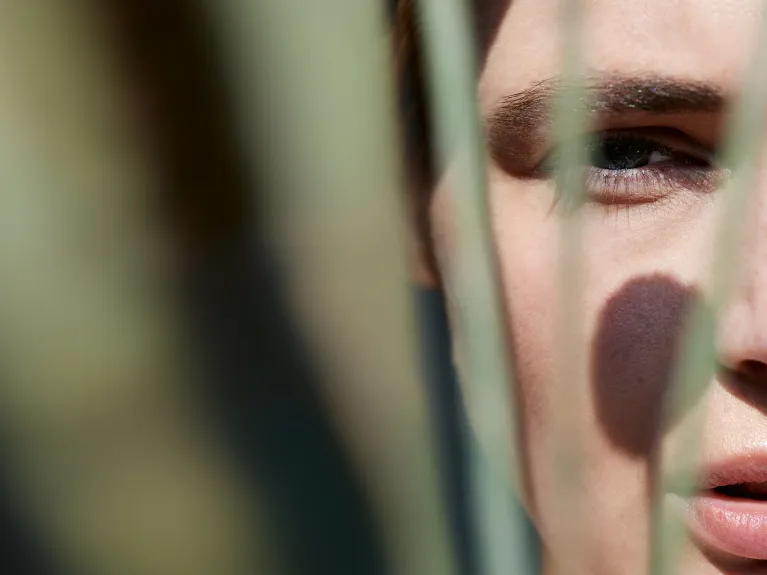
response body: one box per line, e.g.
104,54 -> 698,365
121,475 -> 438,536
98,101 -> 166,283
487,185 -> 563,518
430,167 -> 718,553
484,175 -> 717,513
491,195 -> 557,440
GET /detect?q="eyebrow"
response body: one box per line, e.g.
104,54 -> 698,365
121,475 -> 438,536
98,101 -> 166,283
487,75 -> 727,170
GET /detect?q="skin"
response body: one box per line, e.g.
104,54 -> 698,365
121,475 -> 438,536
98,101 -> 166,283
413,1 -> 767,573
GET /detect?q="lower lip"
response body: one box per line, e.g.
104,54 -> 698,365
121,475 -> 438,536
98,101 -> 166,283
681,491 -> 767,560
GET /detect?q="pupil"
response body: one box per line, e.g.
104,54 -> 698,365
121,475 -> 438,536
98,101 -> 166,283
593,138 -> 654,170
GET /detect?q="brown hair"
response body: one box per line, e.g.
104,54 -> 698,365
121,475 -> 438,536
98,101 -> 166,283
391,0 -> 510,278
392,0 -> 510,185
391,0 -> 438,277
392,0 -> 434,193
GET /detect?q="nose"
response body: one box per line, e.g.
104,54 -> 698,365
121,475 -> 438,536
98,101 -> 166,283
718,190 -> 767,377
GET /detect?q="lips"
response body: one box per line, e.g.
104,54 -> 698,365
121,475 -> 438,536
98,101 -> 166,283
679,457 -> 767,561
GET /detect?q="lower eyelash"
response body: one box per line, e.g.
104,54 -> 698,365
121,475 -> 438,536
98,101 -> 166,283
583,165 -> 721,206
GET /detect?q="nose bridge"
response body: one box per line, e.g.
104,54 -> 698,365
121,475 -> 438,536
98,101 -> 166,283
718,158 -> 767,366
738,154 -> 767,294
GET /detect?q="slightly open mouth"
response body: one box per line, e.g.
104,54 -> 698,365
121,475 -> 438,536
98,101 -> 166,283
712,482 -> 767,501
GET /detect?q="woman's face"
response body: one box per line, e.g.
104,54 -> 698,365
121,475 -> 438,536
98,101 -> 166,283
426,0 -> 767,573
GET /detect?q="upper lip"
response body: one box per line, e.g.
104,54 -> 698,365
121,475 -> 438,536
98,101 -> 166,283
696,454 -> 767,492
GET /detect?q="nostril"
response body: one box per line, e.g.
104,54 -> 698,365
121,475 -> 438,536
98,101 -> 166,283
739,360 -> 767,378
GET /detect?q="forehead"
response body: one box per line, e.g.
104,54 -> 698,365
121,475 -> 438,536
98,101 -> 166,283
479,0 -> 763,112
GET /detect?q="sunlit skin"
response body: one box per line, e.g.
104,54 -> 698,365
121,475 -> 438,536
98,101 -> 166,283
411,1 -> 767,573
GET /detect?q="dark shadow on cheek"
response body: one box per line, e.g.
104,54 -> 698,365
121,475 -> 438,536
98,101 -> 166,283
591,275 -> 701,459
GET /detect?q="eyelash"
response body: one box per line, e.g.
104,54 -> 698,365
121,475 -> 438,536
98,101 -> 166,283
540,131 -> 721,207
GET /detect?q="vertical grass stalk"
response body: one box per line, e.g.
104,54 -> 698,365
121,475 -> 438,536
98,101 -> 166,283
416,1 -> 532,573
651,8 -> 767,574
0,3 -> 262,573
551,1 -> 589,572
210,2 -> 457,574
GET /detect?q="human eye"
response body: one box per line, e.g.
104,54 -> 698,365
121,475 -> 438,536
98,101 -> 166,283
540,128 -> 721,206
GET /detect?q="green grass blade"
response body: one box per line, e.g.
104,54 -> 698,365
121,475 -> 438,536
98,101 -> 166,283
416,1 -> 533,573
550,1 -> 590,572
651,8 -> 767,574
0,3 -> 262,573
210,2 -> 457,574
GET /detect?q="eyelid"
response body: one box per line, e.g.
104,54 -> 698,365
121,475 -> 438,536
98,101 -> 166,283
541,127 -> 721,207
588,127 -> 716,165
540,127 -> 716,174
